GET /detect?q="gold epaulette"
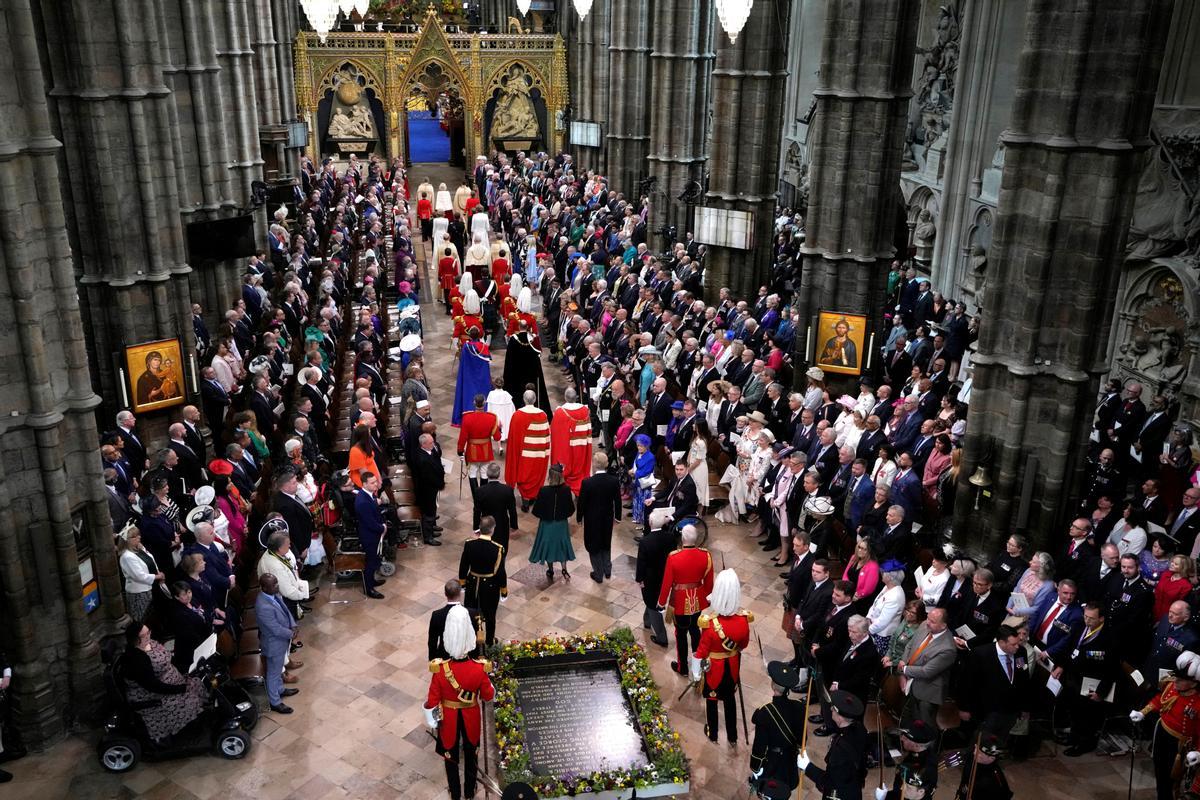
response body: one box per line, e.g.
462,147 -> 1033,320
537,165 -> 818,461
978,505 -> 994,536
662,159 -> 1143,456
429,658 -> 446,673
474,657 -> 493,673
668,548 -> 683,555
742,610 -> 755,624
698,613 -> 712,629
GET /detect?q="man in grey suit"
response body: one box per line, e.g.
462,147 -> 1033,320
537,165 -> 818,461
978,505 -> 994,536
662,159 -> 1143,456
255,573 -> 300,714
882,607 -> 956,728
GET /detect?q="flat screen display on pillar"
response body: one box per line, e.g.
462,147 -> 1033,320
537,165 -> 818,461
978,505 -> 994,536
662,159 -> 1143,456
185,215 -> 257,264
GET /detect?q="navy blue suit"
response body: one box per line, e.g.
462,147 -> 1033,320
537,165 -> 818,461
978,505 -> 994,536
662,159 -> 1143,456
889,413 -> 923,456
182,541 -> 233,603
1142,618 -> 1200,682
355,489 -> 387,594
1027,596 -> 1084,662
888,468 -> 922,521
846,474 -> 876,532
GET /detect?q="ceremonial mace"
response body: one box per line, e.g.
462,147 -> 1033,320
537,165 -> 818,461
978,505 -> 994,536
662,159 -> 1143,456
795,669 -> 814,799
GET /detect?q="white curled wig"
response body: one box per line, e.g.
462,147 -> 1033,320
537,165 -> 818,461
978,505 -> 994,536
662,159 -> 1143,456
707,569 -> 742,616
444,605 -> 476,659
464,289 -> 481,316
517,287 -> 533,314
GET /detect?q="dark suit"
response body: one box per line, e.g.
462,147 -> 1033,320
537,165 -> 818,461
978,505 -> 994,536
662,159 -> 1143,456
954,590 -> 1008,644
355,488 -> 387,594
1107,576 -> 1154,662
649,474 -> 699,530
1168,507 -> 1200,558
412,446 -> 446,540
200,379 -> 231,444
810,444 -> 839,488
959,643 -> 1032,736
577,471 -> 622,579
884,349 -> 912,386
636,527 -> 675,642
115,426 -> 148,479
845,474 -> 875,532
871,521 -> 913,565
1060,625 -> 1118,749
273,492 -> 314,560
784,552 -> 815,611
856,429 -> 885,462
1078,560 -> 1123,606
249,391 -> 276,441
169,441 -> 204,492
832,638 -> 882,707
1028,597 -> 1084,662
888,469 -> 922,521
795,580 -> 834,666
1058,538 -> 1098,584
472,479 -> 519,553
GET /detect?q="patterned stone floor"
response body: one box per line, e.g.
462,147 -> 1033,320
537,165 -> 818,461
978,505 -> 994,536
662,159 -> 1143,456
3,163 -> 1154,798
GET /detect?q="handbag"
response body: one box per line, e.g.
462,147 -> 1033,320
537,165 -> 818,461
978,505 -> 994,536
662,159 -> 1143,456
638,475 -> 657,490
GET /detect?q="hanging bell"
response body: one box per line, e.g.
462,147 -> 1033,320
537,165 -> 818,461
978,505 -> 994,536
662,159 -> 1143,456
968,466 -> 992,488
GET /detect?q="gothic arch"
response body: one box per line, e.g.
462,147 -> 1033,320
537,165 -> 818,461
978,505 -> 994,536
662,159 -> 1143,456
484,58 -> 550,98
314,59 -> 384,109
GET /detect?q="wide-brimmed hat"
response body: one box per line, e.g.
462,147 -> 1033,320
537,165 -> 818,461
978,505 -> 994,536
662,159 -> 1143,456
803,496 -> 834,516
836,395 -> 857,410
806,366 -> 825,382
706,380 -> 731,396
747,410 -> 769,426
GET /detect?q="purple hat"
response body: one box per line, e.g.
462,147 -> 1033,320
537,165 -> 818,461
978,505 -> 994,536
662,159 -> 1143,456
635,434 -> 652,448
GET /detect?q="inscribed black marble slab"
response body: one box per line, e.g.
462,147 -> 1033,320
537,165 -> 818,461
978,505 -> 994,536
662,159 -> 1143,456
513,653 -> 649,777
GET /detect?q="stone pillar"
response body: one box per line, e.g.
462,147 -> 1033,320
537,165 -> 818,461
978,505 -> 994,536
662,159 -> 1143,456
272,0 -> 299,123
647,0 -> 716,236
39,0 -> 196,414
218,0 -> 266,204
604,0 -> 651,197
702,0 -> 790,297
792,0 -> 919,333
955,0 -> 1175,549
569,2 -> 609,174
0,0 -> 117,749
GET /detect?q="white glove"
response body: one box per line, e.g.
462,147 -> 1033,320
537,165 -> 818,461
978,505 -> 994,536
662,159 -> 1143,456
423,705 -> 439,731
750,767 -> 763,780
796,749 -> 810,770
499,594 -> 508,604
1129,710 -> 1145,723
875,787 -> 889,800
1188,751 -> 1200,768
808,542 -> 818,554
688,653 -> 704,683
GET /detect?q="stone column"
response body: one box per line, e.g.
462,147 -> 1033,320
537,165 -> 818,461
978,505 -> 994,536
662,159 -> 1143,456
272,0 -> 300,123
702,0 -> 790,297
604,0 -> 651,197
218,0 -> 266,204
0,0 -> 116,749
569,2 -> 610,174
647,0 -> 716,236
955,0 -> 1175,549
792,0 -> 919,333
40,0 -> 196,412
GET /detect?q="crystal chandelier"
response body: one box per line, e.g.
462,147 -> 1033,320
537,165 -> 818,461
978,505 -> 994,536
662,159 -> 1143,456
338,0 -> 354,13
715,0 -> 754,43
517,0 -> 532,14
353,0 -> 369,16
573,0 -> 594,21
301,0 -> 340,43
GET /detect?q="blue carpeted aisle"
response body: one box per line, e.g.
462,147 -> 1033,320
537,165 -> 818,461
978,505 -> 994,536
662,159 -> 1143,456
408,110 -> 450,163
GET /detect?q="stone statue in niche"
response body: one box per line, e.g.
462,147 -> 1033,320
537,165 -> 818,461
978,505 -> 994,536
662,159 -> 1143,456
1126,111 -> 1200,263
969,244 -> 988,311
913,209 -> 937,262
908,2 -> 961,168
492,65 -> 540,140
1117,273 -> 1193,388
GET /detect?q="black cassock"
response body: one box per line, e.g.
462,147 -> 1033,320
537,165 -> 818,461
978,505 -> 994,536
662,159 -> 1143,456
502,331 -> 551,416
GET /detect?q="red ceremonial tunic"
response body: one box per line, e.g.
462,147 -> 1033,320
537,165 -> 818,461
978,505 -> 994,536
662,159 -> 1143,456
505,311 -> 541,347
695,611 -> 753,689
449,288 -> 464,317
458,410 -> 500,463
453,314 -> 484,344
417,197 -> 433,221
498,283 -> 512,307
1143,680 -> 1200,743
439,256 -> 459,291
505,407 -> 551,500
658,546 -> 715,615
491,258 -> 510,283
549,404 -> 593,494
425,658 -> 495,749
465,197 -> 480,217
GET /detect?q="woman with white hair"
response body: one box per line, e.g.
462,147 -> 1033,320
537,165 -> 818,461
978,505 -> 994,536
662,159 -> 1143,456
434,181 -> 453,215
423,605 -> 495,800
867,562 -> 907,653
693,569 -> 752,745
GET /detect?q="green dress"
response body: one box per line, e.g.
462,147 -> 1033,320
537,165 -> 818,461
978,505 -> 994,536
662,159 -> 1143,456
528,485 -> 576,564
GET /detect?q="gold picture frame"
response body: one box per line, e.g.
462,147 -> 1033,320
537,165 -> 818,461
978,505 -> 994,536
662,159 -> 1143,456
815,311 -> 868,376
125,338 -> 186,413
